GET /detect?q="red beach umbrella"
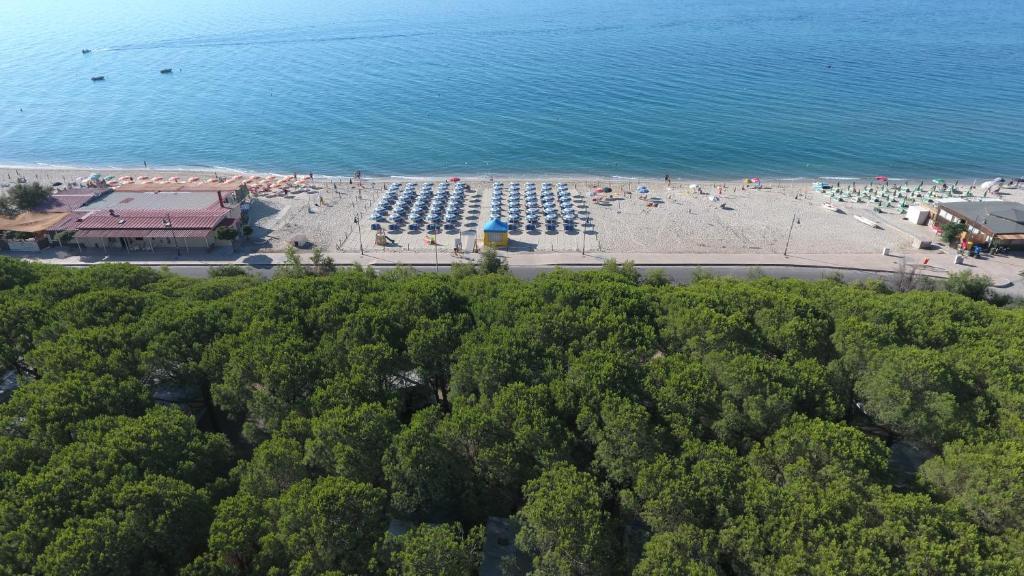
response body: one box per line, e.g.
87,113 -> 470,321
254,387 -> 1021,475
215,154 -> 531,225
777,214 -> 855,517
448,177 -> 461,182
875,176 -> 889,182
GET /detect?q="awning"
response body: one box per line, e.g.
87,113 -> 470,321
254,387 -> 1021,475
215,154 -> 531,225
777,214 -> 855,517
995,233 -> 1024,241
145,229 -> 211,238
74,228 -> 213,239
0,211 -> 70,233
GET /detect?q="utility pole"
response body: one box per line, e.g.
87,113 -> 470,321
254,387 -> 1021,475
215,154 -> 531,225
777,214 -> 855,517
354,215 -> 363,255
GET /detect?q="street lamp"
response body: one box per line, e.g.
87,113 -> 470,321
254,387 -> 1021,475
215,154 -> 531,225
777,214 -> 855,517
354,215 -> 363,255
783,213 -> 799,257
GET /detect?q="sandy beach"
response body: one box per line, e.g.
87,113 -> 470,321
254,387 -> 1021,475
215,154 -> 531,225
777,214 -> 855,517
3,166 -> 1019,258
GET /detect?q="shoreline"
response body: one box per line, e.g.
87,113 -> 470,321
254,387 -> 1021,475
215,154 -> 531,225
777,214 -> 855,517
0,163 -> 1005,185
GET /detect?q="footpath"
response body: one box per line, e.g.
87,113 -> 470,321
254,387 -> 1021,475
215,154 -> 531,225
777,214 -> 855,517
16,244 -> 1022,283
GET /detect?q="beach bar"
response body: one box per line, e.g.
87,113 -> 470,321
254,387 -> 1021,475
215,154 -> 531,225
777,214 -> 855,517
933,199 -> 1024,246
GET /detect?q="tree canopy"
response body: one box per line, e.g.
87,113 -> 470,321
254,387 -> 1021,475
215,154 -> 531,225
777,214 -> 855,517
2,256 -> 1024,574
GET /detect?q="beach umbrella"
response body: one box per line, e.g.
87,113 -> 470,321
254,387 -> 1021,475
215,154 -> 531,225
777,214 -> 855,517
602,187 -> 613,193
448,177 -> 461,182
188,176 -> 200,183
932,178 -> 945,184
979,180 -> 1001,192
875,176 -> 888,182
751,177 -> 761,183
689,184 -> 698,189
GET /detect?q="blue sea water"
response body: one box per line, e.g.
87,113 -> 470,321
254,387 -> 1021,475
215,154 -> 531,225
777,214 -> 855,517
0,0 -> 1022,179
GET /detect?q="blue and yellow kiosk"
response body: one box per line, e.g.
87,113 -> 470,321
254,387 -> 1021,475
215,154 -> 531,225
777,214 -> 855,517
482,218 -> 509,248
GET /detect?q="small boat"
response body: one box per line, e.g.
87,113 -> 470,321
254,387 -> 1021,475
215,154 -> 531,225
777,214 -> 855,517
854,215 -> 880,228
91,76 -> 105,81
160,68 -> 173,74
81,49 -> 91,54
821,202 -> 841,212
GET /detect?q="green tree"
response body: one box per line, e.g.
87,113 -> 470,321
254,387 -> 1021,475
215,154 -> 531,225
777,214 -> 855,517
206,492 -> 270,576
260,476 -> 387,575
944,271 -> 994,302
633,524 -> 722,576
478,247 -> 507,274
515,463 -> 614,576
215,226 -> 238,241
209,265 -> 249,277
626,442 -> 743,532
941,221 -> 967,244
383,406 -> 470,520
372,523 -> 484,576
919,439 -> 1024,534
237,436 -> 307,498
854,347 -> 972,447
305,402 -> 398,484
5,181 -> 53,212
747,415 -> 890,486
578,393 -> 665,485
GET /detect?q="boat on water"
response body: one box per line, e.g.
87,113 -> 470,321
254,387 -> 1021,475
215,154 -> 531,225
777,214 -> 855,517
160,68 -> 173,74
854,215 -> 880,228
81,49 -> 91,54
91,76 -> 105,81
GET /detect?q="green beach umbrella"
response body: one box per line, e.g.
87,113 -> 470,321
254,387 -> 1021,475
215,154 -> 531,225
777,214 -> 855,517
932,178 -> 945,184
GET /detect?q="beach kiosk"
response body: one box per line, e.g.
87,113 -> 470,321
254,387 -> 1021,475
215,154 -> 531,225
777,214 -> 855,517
482,218 -> 509,247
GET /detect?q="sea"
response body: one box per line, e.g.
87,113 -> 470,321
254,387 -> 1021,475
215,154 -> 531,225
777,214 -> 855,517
1,0 -> 1022,179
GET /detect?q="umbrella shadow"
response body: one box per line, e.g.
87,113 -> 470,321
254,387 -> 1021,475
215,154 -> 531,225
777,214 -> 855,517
506,239 -> 537,252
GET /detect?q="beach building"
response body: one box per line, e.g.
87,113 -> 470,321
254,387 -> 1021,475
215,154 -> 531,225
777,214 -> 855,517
46,183 -> 246,253
0,211 -> 72,251
0,187 -> 111,251
482,218 -> 509,247
933,199 -> 1024,246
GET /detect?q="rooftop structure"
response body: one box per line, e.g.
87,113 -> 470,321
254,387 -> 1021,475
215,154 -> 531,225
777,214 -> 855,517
936,200 -> 1024,244
83,191 -> 225,211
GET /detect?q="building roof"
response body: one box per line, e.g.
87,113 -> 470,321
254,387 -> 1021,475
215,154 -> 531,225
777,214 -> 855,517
35,190 -> 107,212
51,208 -> 229,236
77,208 -> 230,231
939,200 -> 1024,236
83,191 -> 223,211
0,211 -> 72,233
483,219 -> 509,232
